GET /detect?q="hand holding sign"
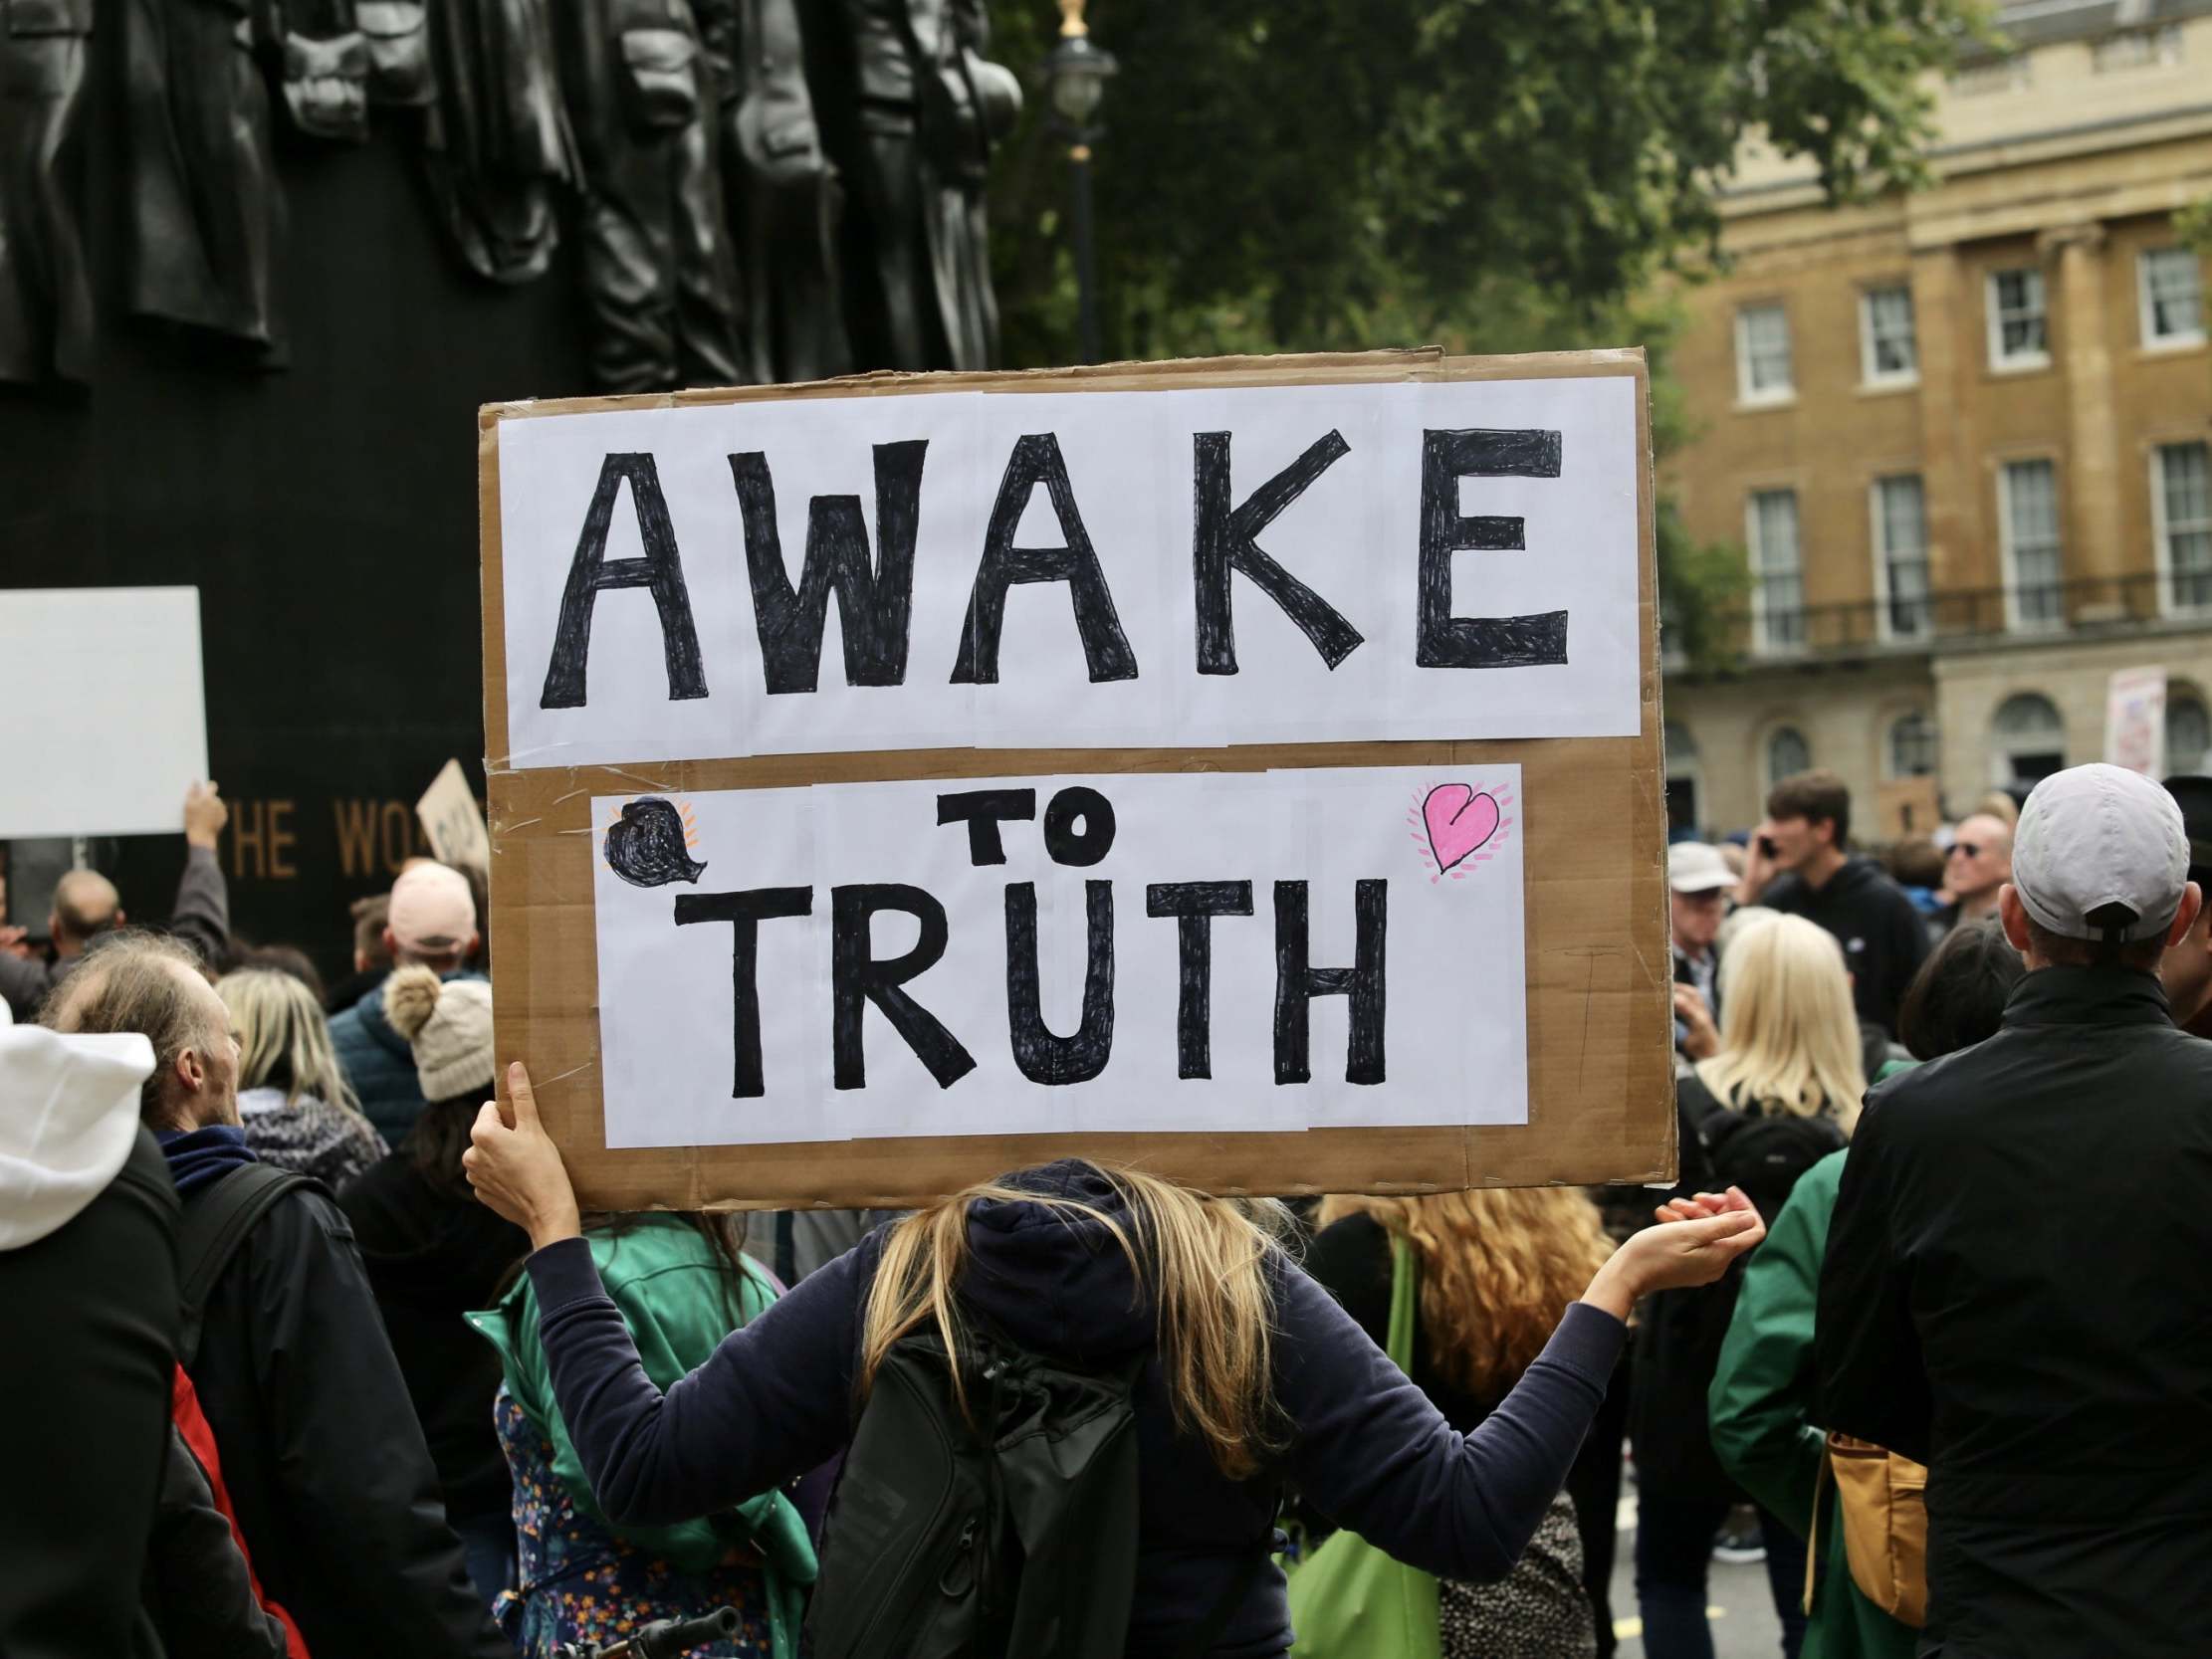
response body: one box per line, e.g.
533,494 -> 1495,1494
464,1061 -> 582,1250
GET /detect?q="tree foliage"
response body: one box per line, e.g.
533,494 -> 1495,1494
989,0 -> 1987,364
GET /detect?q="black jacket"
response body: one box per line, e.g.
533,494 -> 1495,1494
1761,856 -> 1930,1036
1819,968 -> 2212,1658
338,1150 -> 530,1522
0,1129 -> 178,1659
184,1181 -> 509,1659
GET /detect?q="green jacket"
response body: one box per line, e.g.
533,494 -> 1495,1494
1707,1150 -> 1915,1659
466,1217 -> 817,1658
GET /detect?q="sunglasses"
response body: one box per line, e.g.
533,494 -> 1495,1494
1946,842 -> 1983,860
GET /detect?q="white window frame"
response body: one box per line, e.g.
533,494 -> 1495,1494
1986,267 -> 2051,372
1765,726 -> 1813,792
2168,689 -> 2212,775
1885,710 -> 1938,780
1746,488 -> 1805,657
1869,474 -> 1931,642
1997,458 -> 2065,634
1859,286 -> 1918,387
2138,247 -> 2206,350
2152,440 -> 2212,618
1734,303 -> 1795,406
1990,693 -> 2067,788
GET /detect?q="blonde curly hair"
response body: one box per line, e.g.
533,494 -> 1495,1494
1315,1187 -> 1612,1399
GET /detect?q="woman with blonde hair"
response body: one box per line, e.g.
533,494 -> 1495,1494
217,967 -> 386,1189
1632,913 -> 1862,1659
1302,1187 -> 1618,1656
460,1062 -> 1766,1656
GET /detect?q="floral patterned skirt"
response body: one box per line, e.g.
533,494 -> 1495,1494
492,1387 -> 776,1658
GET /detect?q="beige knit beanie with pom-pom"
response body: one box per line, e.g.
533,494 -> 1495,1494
382,964 -> 495,1104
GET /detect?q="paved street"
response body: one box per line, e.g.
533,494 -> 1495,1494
1607,1497 -> 1787,1659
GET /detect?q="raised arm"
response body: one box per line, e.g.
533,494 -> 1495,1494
170,783 -> 231,969
467,1062 -> 865,1527
1277,1199 -> 1763,1583
525,1235 -> 866,1526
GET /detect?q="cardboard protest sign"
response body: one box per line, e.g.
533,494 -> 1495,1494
480,349 -> 1670,1210
2105,666 -> 2167,778
0,587 -> 209,839
416,758 -> 492,872
1876,776 -> 1941,841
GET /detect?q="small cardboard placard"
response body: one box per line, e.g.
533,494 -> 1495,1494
479,349 -> 1670,1209
416,758 -> 492,872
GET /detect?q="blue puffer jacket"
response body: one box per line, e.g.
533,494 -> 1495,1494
331,970 -> 485,1147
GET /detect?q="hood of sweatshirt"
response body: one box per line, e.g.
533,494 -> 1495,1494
955,1159 -> 1160,1367
0,1027 -> 155,1249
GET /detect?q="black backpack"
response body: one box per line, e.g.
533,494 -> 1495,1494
806,1322 -> 1258,1659
177,1162 -> 318,1365
1697,1100 -> 1846,1227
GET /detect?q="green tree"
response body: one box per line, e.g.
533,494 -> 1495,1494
986,1 -> 1987,668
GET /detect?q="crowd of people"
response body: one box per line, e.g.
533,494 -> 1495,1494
3,754 -> 2208,1659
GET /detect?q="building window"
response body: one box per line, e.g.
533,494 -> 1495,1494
1998,459 -> 2064,630
1992,693 -> 2066,789
1986,268 -> 2049,369
2139,248 -> 2206,347
2156,441 -> 2212,613
1950,54 -> 2031,96
1873,475 -> 1931,638
1888,711 -> 1938,778
1766,726 -> 1812,790
2170,690 -> 2211,775
1747,489 -> 1804,654
1860,287 -> 1918,385
1735,304 -> 1794,404
2091,24 -> 2182,71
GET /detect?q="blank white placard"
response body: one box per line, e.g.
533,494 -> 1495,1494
0,588 -> 209,838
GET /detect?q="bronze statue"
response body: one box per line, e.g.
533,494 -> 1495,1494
551,0 -> 748,392
124,0 -> 287,362
272,0 -> 372,144
813,0 -> 1017,373
701,0 -> 852,384
420,0 -> 574,285
0,0 -> 96,386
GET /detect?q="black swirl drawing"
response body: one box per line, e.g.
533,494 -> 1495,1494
605,798 -> 707,888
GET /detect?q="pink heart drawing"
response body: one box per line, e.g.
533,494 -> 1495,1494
1423,785 -> 1501,876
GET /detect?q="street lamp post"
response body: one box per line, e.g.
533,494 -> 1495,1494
1041,0 -> 1116,365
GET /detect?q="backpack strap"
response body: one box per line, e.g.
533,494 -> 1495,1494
176,1162 -> 316,1367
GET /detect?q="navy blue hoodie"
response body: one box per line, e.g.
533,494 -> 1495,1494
527,1160 -> 1625,1656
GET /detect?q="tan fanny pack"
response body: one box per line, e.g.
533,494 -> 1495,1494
1806,1431 -> 1929,1628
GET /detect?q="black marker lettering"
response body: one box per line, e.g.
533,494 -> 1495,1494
730,440 -> 927,695
1146,881 -> 1253,1079
1003,881 -> 1116,1085
541,453 -> 707,709
1042,785 -> 1116,867
951,433 -> 1138,685
673,887 -> 812,1098
830,884 -> 976,1090
1272,880 -> 1388,1085
936,788 -> 1037,866
1193,430 -> 1365,674
1418,428 -> 1568,668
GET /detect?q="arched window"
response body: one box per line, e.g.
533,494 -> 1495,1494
1991,693 -> 2065,788
1887,711 -> 1938,778
1766,726 -> 1812,790
2169,689 -> 2211,774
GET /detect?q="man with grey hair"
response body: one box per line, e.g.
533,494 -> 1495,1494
45,933 -> 509,1659
1819,763 -> 2212,1656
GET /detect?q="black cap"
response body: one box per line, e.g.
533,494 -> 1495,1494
2163,774 -> 2212,888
